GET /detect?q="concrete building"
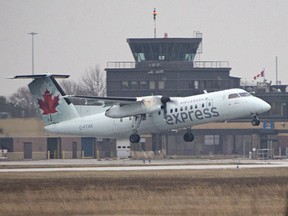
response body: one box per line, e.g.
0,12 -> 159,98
0,118 -> 116,160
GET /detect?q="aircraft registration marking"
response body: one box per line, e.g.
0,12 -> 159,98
79,124 -> 93,130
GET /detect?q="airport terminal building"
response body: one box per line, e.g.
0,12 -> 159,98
1,33 -> 288,160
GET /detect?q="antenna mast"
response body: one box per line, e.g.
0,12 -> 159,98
153,8 -> 157,38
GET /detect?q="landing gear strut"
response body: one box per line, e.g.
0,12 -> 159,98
251,114 -> 260,126
129,114 -> 145,143
183,128 -> 194,142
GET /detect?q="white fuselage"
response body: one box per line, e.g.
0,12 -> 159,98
45,88 -> 271,138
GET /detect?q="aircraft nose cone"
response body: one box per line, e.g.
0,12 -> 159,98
261,101 -> 271,112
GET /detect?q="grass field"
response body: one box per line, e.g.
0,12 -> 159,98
0,168 -> 288,216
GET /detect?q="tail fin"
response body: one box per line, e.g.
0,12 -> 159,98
14,74 -> 79,125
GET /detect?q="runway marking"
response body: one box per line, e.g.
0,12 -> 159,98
0,162 -> 287,173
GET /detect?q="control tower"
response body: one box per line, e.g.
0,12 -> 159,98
106,34 -> 240,97
128,37 -> 201,62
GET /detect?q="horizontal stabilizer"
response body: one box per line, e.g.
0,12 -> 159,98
12,74 -> 70,79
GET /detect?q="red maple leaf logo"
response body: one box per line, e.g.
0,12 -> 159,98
38,90 -> 59,115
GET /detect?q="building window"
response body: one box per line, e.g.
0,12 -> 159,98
136,53 -> 145,62
131,81 -> 138,89
140,81 -> 147,89
158,81 -> 165,89
194,80 -> 199,89
121,81 -> 129,89
149,81 -> 156,90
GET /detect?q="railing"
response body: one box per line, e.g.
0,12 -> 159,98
194,61 -> 229,68
106,61 -> 136,69
106,61 -> 230,69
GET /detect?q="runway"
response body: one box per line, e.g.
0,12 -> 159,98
0,159 -> 287,172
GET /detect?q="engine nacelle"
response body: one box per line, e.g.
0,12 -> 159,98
105,96 -> 162,118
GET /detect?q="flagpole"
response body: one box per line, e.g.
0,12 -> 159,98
276,56 -> 279,85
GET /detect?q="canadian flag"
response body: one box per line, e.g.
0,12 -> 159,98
253,70 -> 265,80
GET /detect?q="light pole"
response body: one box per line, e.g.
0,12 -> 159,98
28,32 -> 38,75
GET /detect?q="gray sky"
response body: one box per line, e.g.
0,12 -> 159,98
1,0 -> 288,96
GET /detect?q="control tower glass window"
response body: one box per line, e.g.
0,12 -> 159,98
128,38 -> 202,62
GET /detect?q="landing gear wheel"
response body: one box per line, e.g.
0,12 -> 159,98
183,132 -> 194,142
251,114 -> 260,126
252,119 -> 260,126
129,134 -> 141,143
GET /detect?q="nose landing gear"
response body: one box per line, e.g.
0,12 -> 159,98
251,114 -> 260,126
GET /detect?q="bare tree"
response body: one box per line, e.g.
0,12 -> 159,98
60,79 -> 87,105
9,86 -> 37,117
81,65 -> 106,96
60,79 -> 84,95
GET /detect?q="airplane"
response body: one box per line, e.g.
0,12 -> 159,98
14,74 -> 271,143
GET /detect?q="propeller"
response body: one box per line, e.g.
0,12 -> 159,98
160,96 -> 171,118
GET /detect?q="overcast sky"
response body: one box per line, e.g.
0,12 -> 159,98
1,0 -> 288,96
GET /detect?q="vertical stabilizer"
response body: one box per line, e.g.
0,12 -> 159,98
14,74 -> 79,126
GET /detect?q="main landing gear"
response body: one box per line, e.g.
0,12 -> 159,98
129,114 -> 145,143
251,114 -> 260,126
129,133 -> 141,143
183,128 -> 194,142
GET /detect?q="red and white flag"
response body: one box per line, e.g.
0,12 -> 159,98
253,70 -> 265,80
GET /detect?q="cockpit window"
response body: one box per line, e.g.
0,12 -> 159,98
239,92 -> 251,97
228,93 -> 240,99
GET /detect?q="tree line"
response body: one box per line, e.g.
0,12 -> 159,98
0,65 -> 106,118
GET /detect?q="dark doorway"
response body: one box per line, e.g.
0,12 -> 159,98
47,138 -> 61,159
81,137 -> 95,158
24,142 -> 32,159
72,142 -> 77,159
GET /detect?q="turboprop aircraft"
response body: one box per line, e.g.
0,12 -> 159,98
14,74 -> 271,143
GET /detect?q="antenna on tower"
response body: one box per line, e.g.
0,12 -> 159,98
153,8 -> 157,38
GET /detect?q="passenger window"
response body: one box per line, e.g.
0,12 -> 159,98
180,107 -> 183,111
170,109 -> 173,113
190,105 -> 193,109
202,103 -> 204,108
175,108 -> 178,112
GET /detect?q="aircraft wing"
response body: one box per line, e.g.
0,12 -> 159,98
65,95 -> 138,106
65,95 -> 167,118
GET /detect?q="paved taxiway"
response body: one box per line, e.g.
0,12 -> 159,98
0,158 -> 287,172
